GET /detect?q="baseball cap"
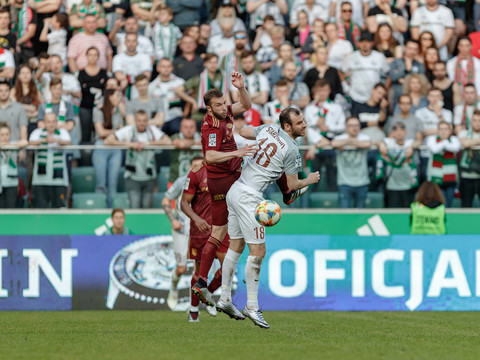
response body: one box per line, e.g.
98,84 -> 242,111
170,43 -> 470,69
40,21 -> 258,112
359,30 -> 373,42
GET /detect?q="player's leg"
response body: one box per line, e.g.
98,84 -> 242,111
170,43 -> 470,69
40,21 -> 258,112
192,175 -> 234,305
189,260 -> 201,322
167,230 -> 188,310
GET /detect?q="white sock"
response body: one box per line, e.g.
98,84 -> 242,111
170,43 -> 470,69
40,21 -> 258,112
245,255 -> 263,309
220,249 -> 242,302
190,306 -> 199,312
171,271 -> 180,290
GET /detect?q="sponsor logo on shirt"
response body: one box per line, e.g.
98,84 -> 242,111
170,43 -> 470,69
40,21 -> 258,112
209,133 -> 216,147
295,155 -> 302,168
183,178 -> 190,190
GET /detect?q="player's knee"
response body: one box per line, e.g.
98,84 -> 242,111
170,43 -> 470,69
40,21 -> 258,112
247,255 -> 264,267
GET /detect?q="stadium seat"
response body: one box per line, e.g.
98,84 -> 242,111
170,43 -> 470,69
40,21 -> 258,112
72,193 -> 107,209
309,192 -> 339,208
153,192 -> 166,208
158,166 -> 170,191
365,192 -> 384,208
72,167 -> 96,193
117,167 -> 126,192
112,192 -> 130,209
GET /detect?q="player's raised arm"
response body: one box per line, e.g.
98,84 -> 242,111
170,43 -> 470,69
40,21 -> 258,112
205,144 -> 257,164
286,172 -> 320,191
239,126 -> 256,140
231,71 -> 252,115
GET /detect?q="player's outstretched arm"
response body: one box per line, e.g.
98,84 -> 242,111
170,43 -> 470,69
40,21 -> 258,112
205,144 -> 257,164
239,126 -> 256,140
286,172 -> 320,191
231,72 -> 252,116
161,196 -> 182,231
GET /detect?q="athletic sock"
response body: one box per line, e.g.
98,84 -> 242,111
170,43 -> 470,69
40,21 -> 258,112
171,270 -> 180,291
220,249 -> 242,303
207,268 -> 222,294
191,273 -> 200,307
198,236 -> 221,283
190,306 -> 199,312
276,173 -> 290,194
245,255 -> 263,309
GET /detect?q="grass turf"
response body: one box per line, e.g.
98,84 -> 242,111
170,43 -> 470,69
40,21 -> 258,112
1,311 -> 479,360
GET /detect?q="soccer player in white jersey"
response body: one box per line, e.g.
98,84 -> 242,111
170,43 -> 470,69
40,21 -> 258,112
216,108 -> 320,328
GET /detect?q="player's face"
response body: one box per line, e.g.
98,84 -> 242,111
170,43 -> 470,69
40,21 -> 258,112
290,114 -> 307,138
208,96 -> 227,120
0,84 -> 9,102
0,127 -> 10,143
112,212 -> 125,229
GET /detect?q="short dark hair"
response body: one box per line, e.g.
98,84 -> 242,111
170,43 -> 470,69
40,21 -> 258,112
275,79 -> 289,88
0,7 -> 10,16
135,109 -> 148,117
203,88 -> 224,107
54,12 -> 69,29
465,83 -> 476,90
50,77 -> 62,88
345,116 -> 360,125
415,181 -> 445,205
398,94 -> 412,102
134,73 -> 148,83
279,107 -> 301,129
0,122 -> 10,131
203,53 -> 218,63
240,50 -> 256,60
0,80 -> 11,89
314,79 -> 331,89
373,83 -> 386,91
473,109 -> 480,117
111,208 -> 125,217
405,38 -> 420,47
86,46 -> 99,56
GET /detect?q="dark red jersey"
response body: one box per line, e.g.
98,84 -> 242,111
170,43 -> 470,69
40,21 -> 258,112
201,105 -> 242,178
184,163 -> 211,239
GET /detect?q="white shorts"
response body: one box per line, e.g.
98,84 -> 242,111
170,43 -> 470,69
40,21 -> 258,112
226,181 -> 266,245
172,218 -> 190,267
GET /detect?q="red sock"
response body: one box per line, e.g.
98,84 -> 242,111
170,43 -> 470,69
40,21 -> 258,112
276,173 -> 290,194
191,273 -> 199,307
207,268 -> 222,293
199,236 -> 221,282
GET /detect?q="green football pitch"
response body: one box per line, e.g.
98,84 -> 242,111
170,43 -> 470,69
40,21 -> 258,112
2,311 -> 479,360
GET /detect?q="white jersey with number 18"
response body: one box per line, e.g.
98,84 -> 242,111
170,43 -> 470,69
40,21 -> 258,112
239,124 -> 303,193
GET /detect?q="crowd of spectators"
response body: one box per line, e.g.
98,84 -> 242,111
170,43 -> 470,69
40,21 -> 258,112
1,0 -> 480,209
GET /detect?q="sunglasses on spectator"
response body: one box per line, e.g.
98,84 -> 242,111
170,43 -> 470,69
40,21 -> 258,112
235,34 -> 246,39
342,9 -> 352,12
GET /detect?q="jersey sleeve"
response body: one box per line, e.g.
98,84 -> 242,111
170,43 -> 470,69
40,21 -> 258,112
165,176 -> 185,200
184,170 -> 199,195
284,148 -> 302,175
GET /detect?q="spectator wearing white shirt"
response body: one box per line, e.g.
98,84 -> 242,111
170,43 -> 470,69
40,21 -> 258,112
108,16 -> 154,61
341,31 -> 389,104
105,109 -> 171,208
113,32 -> 152,97
148,58 -> 185,135
149,5 -> 182,61
325,22 -> 353,70
453,83 -> 480,134
290,0 -> 328,27
232,50 -> 269,113
210,0 -> 247,38
446,37 -> 480,96
263,79 -> 290,124
207,17 -> 235,66
410,0 -> 454,61
415,87 -> 453,182
331,0 -> 369,29
246,0 -> 288,31
304,79 -> 345,190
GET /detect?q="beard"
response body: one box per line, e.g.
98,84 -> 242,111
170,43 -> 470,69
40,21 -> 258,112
212,109 -> 226,120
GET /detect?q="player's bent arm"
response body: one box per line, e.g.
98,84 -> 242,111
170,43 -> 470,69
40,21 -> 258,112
286,172 -> 320,190
231,86 -> 252,115
180,193 -> 210,233
239,127 -> 256,140
205,144 -> 256,164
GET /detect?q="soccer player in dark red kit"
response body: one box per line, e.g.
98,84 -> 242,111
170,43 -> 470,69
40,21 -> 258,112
181,156 -> 230,322
191,71 -> 307,320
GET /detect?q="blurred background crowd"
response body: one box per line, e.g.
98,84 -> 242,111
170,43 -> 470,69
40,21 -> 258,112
0,0 -> 480,209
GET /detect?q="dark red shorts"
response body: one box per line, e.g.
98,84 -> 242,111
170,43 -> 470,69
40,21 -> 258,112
189,234 -> 230,260
207,172 -> 240,226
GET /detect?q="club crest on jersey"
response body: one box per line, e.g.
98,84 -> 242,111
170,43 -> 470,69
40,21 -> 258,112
227,123 -> 233,128
209,133 -> 216,147
183,178 -> 190,190
295,154 -> 302,168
